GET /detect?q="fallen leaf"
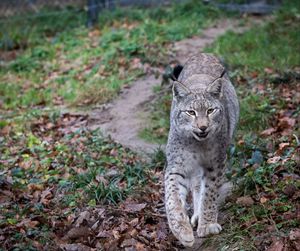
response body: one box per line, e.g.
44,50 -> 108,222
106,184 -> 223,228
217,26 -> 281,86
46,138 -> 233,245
260,197 -> 268,204
261,127 -> 277,136
63,226 -> 91,240
60,243 -> 92,251
267,156 -> 281,164
135,242 -> 147,251
27,183 -> 44,191
40,187 -> 53,205
17,219 -> 39,228
120,238 -> 137,248
278,142 -> 290,150
75,211 -> 91,227
236,196 -> 254,207
278,117 -> 296,131
125,203 -> 147,213
96,230 -> 111,238
267,240 -> 284,251
112,230 -> 121,239
129,218 -> 139,227
283,184 -> 296,197
264,67 -> 274,74
0,125 -> 11,136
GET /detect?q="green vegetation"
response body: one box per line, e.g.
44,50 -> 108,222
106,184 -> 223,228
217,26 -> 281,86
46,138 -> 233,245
139,87 -> 171,144
206,1 -> 300,76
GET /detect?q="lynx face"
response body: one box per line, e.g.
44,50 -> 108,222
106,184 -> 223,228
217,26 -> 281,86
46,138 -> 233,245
172,79 -> 225,141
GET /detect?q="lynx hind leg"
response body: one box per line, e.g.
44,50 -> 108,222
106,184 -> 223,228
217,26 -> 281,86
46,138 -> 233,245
165,172 -> 194,247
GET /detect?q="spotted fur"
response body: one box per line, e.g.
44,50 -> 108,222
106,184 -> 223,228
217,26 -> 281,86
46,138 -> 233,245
165,53 -> 239,247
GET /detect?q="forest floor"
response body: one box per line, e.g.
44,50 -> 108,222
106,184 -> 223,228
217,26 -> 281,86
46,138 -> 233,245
1,1 -> 300,251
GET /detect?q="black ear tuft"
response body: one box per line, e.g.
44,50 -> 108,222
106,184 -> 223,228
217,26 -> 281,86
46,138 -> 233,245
171,65 -> 183,81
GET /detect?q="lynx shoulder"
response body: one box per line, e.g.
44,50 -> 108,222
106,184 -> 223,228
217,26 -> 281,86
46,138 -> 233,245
164,53 -> 239,247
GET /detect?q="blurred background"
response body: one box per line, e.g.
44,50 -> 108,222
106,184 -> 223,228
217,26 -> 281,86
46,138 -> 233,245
0,0 -> 281,51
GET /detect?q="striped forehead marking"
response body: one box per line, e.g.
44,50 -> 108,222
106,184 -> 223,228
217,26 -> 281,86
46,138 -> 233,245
191,95 -> 211,110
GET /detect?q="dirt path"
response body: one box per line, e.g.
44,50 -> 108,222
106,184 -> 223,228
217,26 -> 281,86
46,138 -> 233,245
86,19 -> 253,155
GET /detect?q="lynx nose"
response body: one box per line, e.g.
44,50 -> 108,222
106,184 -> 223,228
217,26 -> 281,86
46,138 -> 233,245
199,126 -> 207,132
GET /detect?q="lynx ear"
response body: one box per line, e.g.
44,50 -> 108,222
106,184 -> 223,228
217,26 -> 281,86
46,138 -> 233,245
206,78 -> 223,98
172,81 -> 191,100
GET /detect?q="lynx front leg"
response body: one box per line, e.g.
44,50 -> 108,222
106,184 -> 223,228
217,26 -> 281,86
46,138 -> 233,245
191,172 -> 224,237
165,170 -> 194,247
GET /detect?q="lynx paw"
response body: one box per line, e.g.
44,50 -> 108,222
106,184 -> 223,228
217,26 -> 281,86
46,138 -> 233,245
172,221 -> 195,247
197,223 -> 222,237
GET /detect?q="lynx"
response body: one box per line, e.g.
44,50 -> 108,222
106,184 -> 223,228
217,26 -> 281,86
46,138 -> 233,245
164,53 -> 239,247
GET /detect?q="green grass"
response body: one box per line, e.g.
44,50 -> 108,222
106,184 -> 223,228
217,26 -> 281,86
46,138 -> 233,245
206,1 -> 300,76
0,1 -> 221,112
139,87 -> 171,144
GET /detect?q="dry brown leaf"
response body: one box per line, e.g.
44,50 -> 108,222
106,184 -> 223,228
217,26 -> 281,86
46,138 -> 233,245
63,226 -> 91,240
125,203 -> 146,213
17,219 -> 39,228
28,183 -> 44,191
95,175 -> 108,185
236,196 -> 254,207
40,187 -> 53,205
96,230 -> 111,238
261,127 -> 277,136
135,242 -> 147,251
0,125 -> 11,136
260,197 -> 268,204
279,142 -> 290,150
19,160 -> 33,169
75,211 -> 91,227
278,117 -> 296,129
267,156 -> 281,164
283,184 -> 296,197
112,230 -> 121,239
267,240 -> 284,251
60,243 -> 92,251
129,218 -> 139,227
264,67 -> 274,74
120,238 -> 137,248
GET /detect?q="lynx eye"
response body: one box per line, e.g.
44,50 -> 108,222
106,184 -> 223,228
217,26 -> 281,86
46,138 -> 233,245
207,108 -> 215,115
186,110 -> 196,116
